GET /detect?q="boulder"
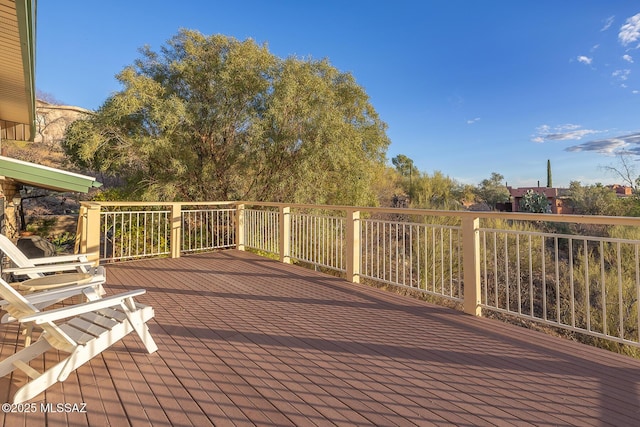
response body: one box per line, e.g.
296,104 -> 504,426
16,235 -> 57,258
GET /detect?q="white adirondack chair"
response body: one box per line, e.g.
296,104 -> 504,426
1,266 -> 107,320
0,233 -> 106,305
0,265 -> 107,345
0,276 -> 157,403
0,233 -> 94,280
1,267 -> 106,316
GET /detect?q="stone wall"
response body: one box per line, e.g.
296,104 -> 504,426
0,180 -> 21,238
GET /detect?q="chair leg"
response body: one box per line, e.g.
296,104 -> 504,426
12,351 -> 76,404
21,323 -> 34,346
0,339 -> 50,378
125,308 -> 158,353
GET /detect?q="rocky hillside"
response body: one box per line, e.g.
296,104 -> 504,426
4,99 -> 91,167
3,100 -> 99,217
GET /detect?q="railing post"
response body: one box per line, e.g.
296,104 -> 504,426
76,202 -> 101,265
236,203 -> 245,251
462,216 -> 481,316
170,203 -> 182,258
346,209 -> 361,283
279,206 -> 291,263
75,204 -> 86,255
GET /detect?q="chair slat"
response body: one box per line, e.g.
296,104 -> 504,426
79,312 -> 119,329
66,317 -> 110,338
59,324 -> 102,346
96,307 -> 127,321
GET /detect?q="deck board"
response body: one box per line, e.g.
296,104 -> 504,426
2,249 -> 640,426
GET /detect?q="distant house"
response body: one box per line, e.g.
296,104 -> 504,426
607,184 -> 633,196
507,187 -> 572,214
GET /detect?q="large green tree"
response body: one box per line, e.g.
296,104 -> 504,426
63,29 -> 390,203
475,172 -> 510,209
390,154 -> 418,201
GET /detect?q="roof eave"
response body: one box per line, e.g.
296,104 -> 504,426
15,0 -> 37,140
0,155 -> 102,194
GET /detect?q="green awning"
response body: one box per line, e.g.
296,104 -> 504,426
0,156 -> 102,193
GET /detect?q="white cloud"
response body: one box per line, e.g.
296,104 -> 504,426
557,124 -> 581,131
532,124 -> 599,143
537,124 -> 551,134
619,13 -> 640,46
566,132 -> 640,155
623,54 -> 634,63
612,69 -> 631,81
565,140 -> 625,154
577,55 -> 592,65
466,117 -> 480,125
547,129 -> 598,141
601,16 -> 615,31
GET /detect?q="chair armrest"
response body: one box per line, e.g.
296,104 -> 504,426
19,289 -> 147,324
0,285 -> 88,308
1,283 -> 105,323
4,262 -> 94,275
14,272 -> 94,291
25,283 -> 103,305
29,254 -> 89,265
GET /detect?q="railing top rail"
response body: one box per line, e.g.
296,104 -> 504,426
236,202 -> 640,227
481,226 -> 640,244
81,200 -> 640,227
81,201 -> 238,209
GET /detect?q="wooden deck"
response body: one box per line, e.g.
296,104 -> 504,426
2,250 -> 640,426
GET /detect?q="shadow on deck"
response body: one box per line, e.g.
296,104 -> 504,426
1,250 -> 639,426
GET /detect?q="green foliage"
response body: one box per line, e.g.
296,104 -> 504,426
568,181 -> 624,216
475,172 -> 510,209
411,171 -> 464,210
619,198 -> 640,217
519,189 -> 550,213
90,187 -> 132,202
50,232 -> 77,254
371,165 -> 404,207
25,217 -> 57,236
63,29 -> 390,205
384,154 -> 468,209
105,215 -> 170,259
391,154 -> 418,178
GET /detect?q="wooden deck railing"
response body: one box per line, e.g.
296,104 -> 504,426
77,200 -> 640,348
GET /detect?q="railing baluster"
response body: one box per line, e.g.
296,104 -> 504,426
584,239 -> 590,332
541,235 -> 547,321
618,242 -> 624,339
636,243 -> 640,342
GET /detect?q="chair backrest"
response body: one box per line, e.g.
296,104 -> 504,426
0,276 -> 76,350
0,234 -> 37,269
0,275 -> 40,322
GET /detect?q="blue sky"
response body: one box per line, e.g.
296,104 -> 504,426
36,1 -> 640,188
